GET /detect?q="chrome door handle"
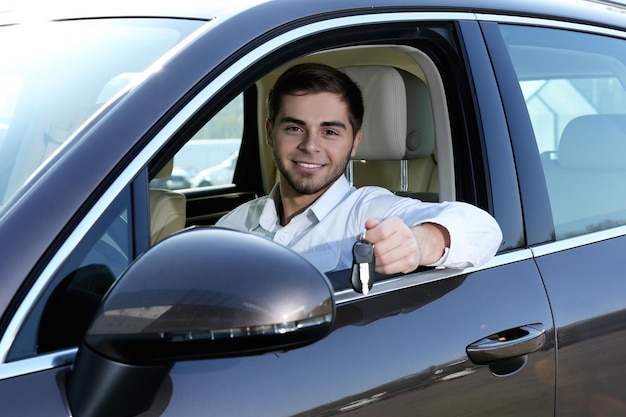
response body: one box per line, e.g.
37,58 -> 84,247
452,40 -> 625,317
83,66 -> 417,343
466,324 -> 546,365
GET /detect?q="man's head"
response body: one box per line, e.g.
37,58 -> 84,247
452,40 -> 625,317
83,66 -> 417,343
265,63 -> 364,205
267,63 -> 364,136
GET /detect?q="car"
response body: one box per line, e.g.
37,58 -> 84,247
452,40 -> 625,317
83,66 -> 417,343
1,0 -> 626,416
191,151 -> 238,187
149,167 -> 193,190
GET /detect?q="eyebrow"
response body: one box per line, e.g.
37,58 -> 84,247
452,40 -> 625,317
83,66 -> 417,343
321,120 -> 347,130
279,117 -> 347,130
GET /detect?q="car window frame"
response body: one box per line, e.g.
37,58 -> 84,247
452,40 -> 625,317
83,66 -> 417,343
480,14 -> 626,251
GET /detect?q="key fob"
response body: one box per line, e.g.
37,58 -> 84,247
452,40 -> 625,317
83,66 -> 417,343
351,239 -> 375,294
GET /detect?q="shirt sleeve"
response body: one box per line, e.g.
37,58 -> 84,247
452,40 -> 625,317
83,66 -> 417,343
354,188 -> 502,269
409,201 -> 503,269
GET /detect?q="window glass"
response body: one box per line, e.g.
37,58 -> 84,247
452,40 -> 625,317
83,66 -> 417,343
7,189 -> 133,360
0,18 -> 203,207
501,25 -> 626,238
150,94 -> 243,190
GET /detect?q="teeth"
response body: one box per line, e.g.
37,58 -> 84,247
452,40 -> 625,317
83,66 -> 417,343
298,162 -> 322,169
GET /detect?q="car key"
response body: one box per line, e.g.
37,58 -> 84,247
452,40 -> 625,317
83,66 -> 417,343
351,233 -> 375,295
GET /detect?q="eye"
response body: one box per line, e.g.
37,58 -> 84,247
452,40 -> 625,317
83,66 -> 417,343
284,125 -> 303,133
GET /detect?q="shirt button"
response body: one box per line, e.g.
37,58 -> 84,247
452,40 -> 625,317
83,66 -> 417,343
279,233 -> 288,241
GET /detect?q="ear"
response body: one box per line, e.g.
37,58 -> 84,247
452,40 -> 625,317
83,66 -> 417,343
265,119 -> 273,148
350,129 -> 363,158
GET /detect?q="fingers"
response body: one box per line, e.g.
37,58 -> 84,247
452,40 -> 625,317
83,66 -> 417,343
364,217 -> 420,274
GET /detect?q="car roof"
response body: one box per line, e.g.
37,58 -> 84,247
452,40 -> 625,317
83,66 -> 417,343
1,0 -> 625,26
0,0 -> 267,22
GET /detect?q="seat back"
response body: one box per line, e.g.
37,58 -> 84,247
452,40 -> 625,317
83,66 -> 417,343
149,159 -> 187,244
542,114 -> 626,237
341,65 -> 438,201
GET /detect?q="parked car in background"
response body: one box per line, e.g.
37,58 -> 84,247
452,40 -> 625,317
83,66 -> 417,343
2,1 -> 626,416
191,152 -> 238,187
149,167 -> 192,190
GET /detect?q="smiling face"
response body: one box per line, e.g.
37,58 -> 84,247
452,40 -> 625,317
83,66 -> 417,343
267,91 -> 362,201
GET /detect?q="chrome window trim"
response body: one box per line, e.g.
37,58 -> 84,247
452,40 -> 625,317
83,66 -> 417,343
531,225 -> 626,258
0,349 -> 76,381
334,249 -> 534,304
476,13 -> 626,38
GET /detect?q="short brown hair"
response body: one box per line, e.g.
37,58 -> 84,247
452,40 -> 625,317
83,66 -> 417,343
267,63 -> 364,136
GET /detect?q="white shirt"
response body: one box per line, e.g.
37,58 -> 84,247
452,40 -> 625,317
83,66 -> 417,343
216,176 -> 502,272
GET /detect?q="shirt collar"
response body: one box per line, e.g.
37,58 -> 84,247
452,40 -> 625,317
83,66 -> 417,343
258,184 -> 281,232
259,176 -> 353,229
308,175 -> 352,222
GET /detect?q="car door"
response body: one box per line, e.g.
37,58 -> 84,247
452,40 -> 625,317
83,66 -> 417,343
482,19 -> 626,416
134,13 -> 556,417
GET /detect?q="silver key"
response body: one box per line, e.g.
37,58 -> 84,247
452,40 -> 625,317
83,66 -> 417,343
351,232 -> 375,295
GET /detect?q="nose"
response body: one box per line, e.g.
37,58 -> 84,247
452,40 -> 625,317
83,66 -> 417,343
297,131 -> 320,153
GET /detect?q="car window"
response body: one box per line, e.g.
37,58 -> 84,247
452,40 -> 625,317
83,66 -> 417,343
150,94 -> 243,191
501,25 -> 626,239
6,188 -> 134,361
0,18 -> 204,208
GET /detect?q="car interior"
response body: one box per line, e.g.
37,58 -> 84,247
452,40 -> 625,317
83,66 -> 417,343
149,159 -> 187,245
149,44 -> 456,246
507,39 -> 626,239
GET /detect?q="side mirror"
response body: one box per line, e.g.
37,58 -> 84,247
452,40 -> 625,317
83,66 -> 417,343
68,227 -> 334,417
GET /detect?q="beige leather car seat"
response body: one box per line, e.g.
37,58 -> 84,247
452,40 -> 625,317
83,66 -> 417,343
340,65 -> 438,201
542,114 -> 626,237
149,159 -> 186,244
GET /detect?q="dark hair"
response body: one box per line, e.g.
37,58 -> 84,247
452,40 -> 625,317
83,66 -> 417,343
267,63 -> 364,136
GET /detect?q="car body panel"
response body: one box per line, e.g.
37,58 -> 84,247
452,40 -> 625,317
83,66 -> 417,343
0,365 -> 69,414
533,235 -> 626,415
156,261 -> 554,416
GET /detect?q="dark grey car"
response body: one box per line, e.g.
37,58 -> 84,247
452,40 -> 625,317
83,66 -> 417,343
1,0 -> 626,416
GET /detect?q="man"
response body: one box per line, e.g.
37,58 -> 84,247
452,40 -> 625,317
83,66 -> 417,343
217,63 -> 502,274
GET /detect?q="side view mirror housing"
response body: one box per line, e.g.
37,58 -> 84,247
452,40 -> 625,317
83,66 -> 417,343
68,227 -> 335,417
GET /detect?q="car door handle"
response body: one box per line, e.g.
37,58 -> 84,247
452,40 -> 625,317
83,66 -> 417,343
466,324 -> 546,365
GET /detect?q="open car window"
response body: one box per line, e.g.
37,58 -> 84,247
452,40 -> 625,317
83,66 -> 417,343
150,95 -> 244,191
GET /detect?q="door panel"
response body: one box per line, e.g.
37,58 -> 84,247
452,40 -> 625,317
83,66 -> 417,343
150,260 -> 554,416
535,236 -> 626,416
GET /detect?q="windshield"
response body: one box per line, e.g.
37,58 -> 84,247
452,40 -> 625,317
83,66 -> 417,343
0,18 -> 204,207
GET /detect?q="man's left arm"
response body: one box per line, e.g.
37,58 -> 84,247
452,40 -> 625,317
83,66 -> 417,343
365,202 -> 502,274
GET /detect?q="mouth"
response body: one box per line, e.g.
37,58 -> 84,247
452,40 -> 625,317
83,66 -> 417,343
295,161 -> 324,170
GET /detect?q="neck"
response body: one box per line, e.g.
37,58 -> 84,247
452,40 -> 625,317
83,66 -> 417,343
277,182 -> 324,226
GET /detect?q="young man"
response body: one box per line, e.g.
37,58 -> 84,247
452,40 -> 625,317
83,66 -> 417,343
217,63 -> 502,274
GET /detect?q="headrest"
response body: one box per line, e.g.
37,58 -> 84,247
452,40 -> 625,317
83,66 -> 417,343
341,65 -> 434,160
155,159 -> 174,178
559,114 -> 626,170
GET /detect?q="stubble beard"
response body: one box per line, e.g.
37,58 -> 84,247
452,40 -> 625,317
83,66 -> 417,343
274,150 -> 351,196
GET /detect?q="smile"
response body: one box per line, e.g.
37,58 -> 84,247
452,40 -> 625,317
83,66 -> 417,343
296,162 -> 323,169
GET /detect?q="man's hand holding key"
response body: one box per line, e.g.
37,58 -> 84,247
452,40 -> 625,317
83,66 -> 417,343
363,217 -> 450,275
